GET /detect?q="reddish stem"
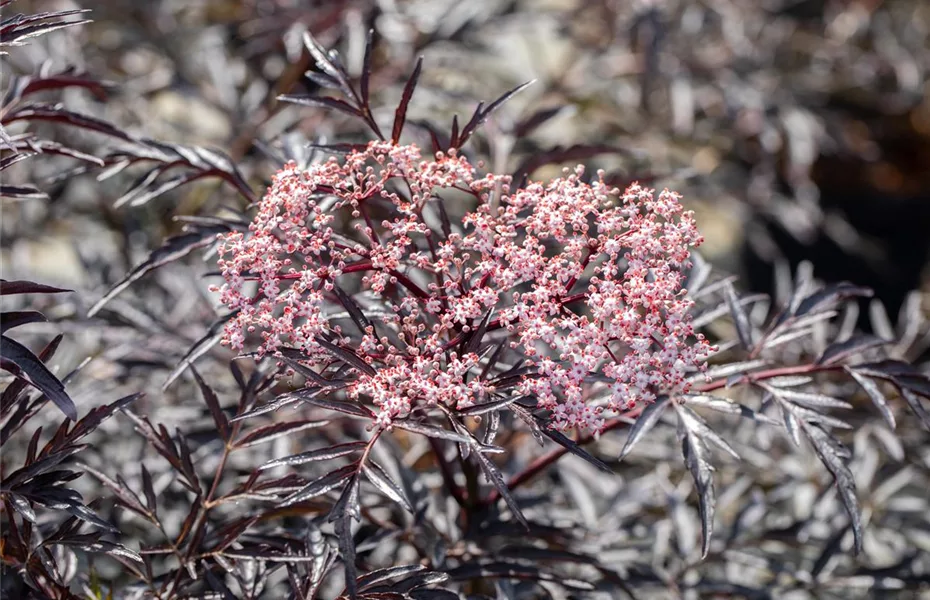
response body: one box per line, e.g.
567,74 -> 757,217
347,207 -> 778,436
481,361 -> 843,506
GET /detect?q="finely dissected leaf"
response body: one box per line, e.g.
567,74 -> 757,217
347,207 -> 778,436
331,284 -> 376,337
191,366 -> 229,441
462,308 -> 493,357
674,404 -> 740,460
539,426 -> 611,472
389,570 -> 451,593
793,282 -> 873,318
356,564 -> 427,591
800,422 -> 863,553
678,418 -> 716,558
392,57 -> 423,143
724,280 -> 754,350
817,334 -> 887,366
0,183 -> 47,200
459,395 -> 518,416
362,460 -> 413,512
298,392 -> 374,419
302,31 -> 351,92
229,392 -> 304,422
457,80 -> 534,148
684,394 -> 779,425
88,224 -> 230,317
618,396 -> 671,460
899,388 -> 930,431
315,336 -> 376,376
8,493 -> 36,522
845,367 -> 895,429
279,464 -> 357,506
766,387 -> 852,410
260,441 -> 366,470
235,419 -> 329,448
66,393 -> 141,443
4,103 -> 134,141
392,420 -> 472,444
513,143 -> 626,182
0,8 -> 91,47
162,311 -> 236,389
474,447 -> 529,529
328,475 -> 361,599
0,334 -> 76,420
278,94 -> 363,118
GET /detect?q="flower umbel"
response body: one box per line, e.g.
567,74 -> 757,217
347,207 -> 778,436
212,141 -> 713,432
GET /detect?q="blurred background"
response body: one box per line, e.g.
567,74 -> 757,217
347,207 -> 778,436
3,2 -> 930,594
2,0 -> 929,339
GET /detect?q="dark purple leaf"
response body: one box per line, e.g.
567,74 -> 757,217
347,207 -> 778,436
235,419 -> 329,449
0,334 -> 76,420
0,310 -> 47,333
800,422 -> 862,553
618,396 -> 670,461
279,464 -> 357,506
457,80 -> 534,149
315,336 -> 376,376
260,441 -> 366,470
278,94 -> 364,118
87,224 -> 229,317
362,460 -> 413,512
191,366 -> 230,441
817,334 -> 887,366
794,283 -> 873,318
392,420 -> 471,444
392,57 -> 423,143
474,448 -> 529,529
0,279 -> 72,295
845,368 -> 895,429
678,418 -> 716,558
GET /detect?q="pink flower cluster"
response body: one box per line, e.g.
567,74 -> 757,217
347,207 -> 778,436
211,141 -> 713,432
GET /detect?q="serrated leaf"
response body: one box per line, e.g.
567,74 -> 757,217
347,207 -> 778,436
357,564 -> 426,591
845,368 -> 895,429
899,388 -> 930,431
678,419 -> 716,558
392,420 -> 472,444
799,422 -> 863,553
618,396 -> 670,461
675,404 -> 740,460
474,448 -> 529,529
767,387 -> 852,410
279,464 -> 357,506
684,394 -> 779,425
235,419 -> 329,448
191,366 -> 229,441
278,94 -> 363,118
362,460 -> 413,512
260,441 -> 366,470
724,280 -> 754,350
328,475 -> 361,598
